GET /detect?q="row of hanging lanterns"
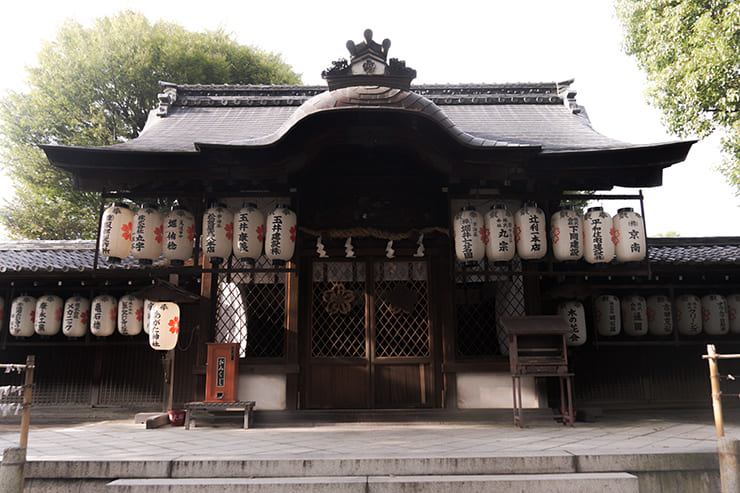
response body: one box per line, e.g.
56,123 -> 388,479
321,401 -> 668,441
590,293 -> 740,337
99,202 -> 297,266
4,295 -> 179,350
453,203 -> 646,265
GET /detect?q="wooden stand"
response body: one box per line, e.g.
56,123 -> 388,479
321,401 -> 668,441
501,316 -> 574,427
184,401 -> 255,430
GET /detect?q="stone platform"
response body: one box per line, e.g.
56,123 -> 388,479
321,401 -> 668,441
0,408 -> 734,492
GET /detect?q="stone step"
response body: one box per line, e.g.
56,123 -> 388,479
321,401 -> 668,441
107,472 -> 638,493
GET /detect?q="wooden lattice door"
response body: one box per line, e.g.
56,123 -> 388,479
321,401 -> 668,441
305,258 -> 433,409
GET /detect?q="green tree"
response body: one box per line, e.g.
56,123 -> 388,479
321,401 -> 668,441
0,10 -> 300,239
615,1 -> 740,189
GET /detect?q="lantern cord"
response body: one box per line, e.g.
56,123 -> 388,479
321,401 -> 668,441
299,226 -> 449,241
176,323 -> 198,352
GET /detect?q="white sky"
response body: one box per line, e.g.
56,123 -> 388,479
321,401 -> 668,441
0,0 -> 738,239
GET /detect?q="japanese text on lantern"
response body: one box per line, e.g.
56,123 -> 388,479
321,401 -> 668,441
239,212 -> 249,252
590,216 -> 604,260
568,216 -> 580,257
133,213 -> 146,253
206,212 -> 217,254
151,309 -> 161,348
495,217 -> 511,252
271,215 -> 283,255
528,214 -> 541,252
567,308 -> 580,342
102,211 -> 114,255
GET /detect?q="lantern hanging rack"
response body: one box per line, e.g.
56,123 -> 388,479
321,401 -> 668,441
299,226 -> 449,241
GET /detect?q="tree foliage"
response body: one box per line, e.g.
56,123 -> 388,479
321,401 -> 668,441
615,0 -> 740,190
0,10 -> 300,239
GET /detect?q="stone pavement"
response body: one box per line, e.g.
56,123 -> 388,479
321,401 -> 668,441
0,407 -> 735,461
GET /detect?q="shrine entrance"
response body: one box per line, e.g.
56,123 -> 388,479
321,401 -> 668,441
303,258 -> 435,409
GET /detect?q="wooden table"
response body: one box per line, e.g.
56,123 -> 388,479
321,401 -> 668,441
184,401 -> 255,430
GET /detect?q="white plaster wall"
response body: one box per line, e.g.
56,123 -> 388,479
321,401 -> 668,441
456,372 -> 539,409
238,374 -> 286,410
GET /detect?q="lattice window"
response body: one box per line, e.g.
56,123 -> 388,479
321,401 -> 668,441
311,261 -> 366,358
215,256 -> 286,358
454,258 -> 525,357
375,261 -> 430,358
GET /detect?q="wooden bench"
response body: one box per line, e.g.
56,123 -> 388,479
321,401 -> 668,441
184,401 -> 255,430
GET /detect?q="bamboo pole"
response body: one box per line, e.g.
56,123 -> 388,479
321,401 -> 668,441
707,344 -> 725,438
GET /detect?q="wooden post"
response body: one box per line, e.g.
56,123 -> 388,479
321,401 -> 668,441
19,355 -> 34,449
707,344 -> 725,438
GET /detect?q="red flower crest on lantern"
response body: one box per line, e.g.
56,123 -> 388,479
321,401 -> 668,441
154,226 -> 163,244
702,307 -> 711,323
730,307 -> 737,322
290,225 -> 296,243
110,308 -> 116,321
55,307 -> 62,321
121,222 -> 133,241
256,224 -> 265,243
551,226 -> 561,244
611,228 -> 619,245
479,226 -> 489,245
225,222 -> 234,241
168,317 -> 179,335
646,306 -> 655,323
186,224 -> 195,243
135,307 -> 143,321
30,310 -> 36,324
515,225 -> 522,243
80,311 -> 89,326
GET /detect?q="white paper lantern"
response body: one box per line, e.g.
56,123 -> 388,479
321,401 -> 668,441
702,294 -> 729,336
583,207 -> 615,264
149,302 -> 180,350
62,296 -> 90,338
593,294 -> 620,336
454,206 -> 485,265
675,294 -> 702,335
647,295 -> 673,336
265,204 -> 297,266
131,204 -> 163,265
90,295 -> 117,337
234,202 -> 265,264
99,202 -> 133,262
551,206 -> 583,262
34,295 -> 63,336
727,294 -> 740,334
514,202 -> 547,260
9,296 -> 36,337
202,203 -> 234,263
621,295 -> 648,336
118,295 -> 143,336
613,207 -> 646,262
143,299 -> 157,335
558,300 -> 587,346
162,206 -> 195,266
484,204 -> 515,263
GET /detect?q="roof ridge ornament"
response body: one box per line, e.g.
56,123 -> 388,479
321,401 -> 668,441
322,29 -> 416,91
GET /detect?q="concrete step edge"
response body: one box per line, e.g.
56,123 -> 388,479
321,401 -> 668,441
107,473 -> 638,492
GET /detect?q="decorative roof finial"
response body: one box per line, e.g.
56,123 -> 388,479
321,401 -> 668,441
322,29 -> 416,91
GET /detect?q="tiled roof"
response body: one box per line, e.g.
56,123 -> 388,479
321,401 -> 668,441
104,81 -> 626,153
0,241 -> 167,273
647,237 -> 740,266
1,238 -> 739,274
